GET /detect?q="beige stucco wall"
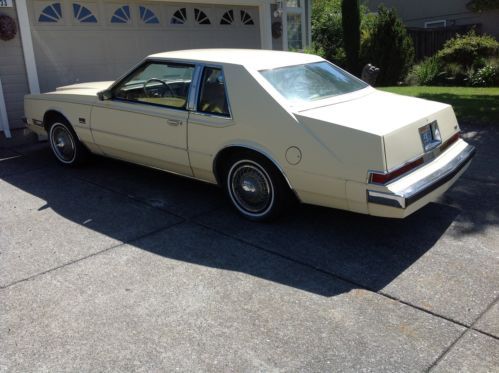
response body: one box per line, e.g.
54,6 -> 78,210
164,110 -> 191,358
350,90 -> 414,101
0,0 -> 30,129
367,0 -> 499,37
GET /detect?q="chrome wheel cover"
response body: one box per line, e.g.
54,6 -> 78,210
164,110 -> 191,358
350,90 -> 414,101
228,160 -> 274,217
49,123 -> 76,164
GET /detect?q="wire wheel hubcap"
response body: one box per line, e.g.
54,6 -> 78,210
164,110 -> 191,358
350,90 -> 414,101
229,161 -> 274,215
50,124 -> 75,163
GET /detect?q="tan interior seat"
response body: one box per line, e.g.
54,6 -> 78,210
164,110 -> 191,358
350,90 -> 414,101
199,82 -> 228,115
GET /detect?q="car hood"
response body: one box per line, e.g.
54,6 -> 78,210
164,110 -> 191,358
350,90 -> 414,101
54,81 -> 114,95
294,89 -> 448,136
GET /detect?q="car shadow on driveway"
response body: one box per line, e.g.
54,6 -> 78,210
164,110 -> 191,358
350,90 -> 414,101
195,202 -> 462,292
1,145 -> 468,297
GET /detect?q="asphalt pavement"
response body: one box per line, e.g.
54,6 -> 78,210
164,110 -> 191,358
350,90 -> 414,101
1,123 -> 498,372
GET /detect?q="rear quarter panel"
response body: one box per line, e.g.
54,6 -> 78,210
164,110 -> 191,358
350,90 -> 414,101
187,64 -> 353,209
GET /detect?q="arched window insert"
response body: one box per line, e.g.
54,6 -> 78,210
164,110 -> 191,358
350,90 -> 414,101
240,10 -> 254,25
38,3 -> 62,22
171,8 -> 187,24
111,5 -> 131,23
194,9 -> 211,25
220,9 -> 234,25
140,6 -> 159,24
73,3 -> 97,23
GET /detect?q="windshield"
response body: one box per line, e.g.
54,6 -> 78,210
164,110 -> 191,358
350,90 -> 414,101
260,61 -> 368,104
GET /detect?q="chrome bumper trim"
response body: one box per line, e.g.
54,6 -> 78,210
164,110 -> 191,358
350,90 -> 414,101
367,144 -> 475,209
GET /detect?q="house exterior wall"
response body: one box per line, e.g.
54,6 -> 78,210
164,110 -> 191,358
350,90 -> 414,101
367,0 -> 499,37
0,0 -> 30,129
1,0 -> 311,134
28,1 -> 261,92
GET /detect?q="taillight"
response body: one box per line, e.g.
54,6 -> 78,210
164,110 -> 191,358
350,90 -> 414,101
439,132 -> 461,153
369,157 -> 424,184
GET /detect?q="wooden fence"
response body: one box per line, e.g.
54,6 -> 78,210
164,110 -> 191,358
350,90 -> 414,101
407,24 -> 482,60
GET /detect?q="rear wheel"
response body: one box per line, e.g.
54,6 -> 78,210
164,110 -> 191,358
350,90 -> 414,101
48,119 -> 88,166
224,152 -> 292,221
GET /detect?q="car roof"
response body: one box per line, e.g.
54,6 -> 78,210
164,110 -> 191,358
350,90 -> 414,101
147,49 -> 324,70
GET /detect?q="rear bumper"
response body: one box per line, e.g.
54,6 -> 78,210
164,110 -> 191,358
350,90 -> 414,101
367,143 -> 475,209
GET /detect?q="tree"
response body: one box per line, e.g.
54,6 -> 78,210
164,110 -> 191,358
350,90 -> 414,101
360,6 -> 415,86
466,0 -> 499,12
341,0 -> 361,75
311,0 -> 346,67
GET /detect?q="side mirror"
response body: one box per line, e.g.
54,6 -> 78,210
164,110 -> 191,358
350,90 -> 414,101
97,90 -> 112,101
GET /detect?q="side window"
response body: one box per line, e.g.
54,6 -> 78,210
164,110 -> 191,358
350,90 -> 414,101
113,62 -> 195,109
197,67 -> 230,117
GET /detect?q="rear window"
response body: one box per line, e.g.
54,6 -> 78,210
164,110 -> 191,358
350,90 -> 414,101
260,61 -> 368,104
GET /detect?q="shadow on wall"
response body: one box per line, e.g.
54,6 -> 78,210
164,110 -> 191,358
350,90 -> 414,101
2,142 -> 494,297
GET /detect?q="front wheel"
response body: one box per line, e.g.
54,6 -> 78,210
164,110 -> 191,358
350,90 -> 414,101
225,154 -> 291,221
48,119 -> 88,166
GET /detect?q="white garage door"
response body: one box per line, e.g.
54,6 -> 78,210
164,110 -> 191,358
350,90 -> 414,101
28,0 -> 260,92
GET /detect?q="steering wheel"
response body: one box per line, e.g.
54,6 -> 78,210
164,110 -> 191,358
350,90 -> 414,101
143,78 -> 175,98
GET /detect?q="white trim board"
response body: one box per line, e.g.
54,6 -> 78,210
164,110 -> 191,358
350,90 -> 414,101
0,79 -> 11,138
15,0 -> 40,94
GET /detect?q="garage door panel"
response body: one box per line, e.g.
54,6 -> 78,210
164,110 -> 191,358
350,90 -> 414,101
29,0 -> 261,92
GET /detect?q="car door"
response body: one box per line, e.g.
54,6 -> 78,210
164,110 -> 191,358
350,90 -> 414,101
91,61 -> 195,175
187,65 -> 235,181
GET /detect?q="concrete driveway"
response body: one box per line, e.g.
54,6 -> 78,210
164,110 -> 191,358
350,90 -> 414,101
1,123 -> 498,372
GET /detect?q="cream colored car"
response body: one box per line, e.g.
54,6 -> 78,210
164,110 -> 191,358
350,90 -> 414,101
24,49 -> 475,221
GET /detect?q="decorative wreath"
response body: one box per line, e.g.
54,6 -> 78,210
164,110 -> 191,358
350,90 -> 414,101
272,21 -> 282,39
0,14 -> 17,41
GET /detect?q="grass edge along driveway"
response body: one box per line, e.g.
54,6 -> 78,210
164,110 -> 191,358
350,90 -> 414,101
380,86 -> 499,124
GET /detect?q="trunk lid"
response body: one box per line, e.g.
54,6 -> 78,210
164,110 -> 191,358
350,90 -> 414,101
296,90 -> 460,170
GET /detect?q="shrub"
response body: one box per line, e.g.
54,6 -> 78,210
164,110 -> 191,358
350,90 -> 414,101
341,0 -> 361,75
443,63 -> 467,85
312,0 -> 347,67
467,60 -> 499,86
360,5 -> 415,86
312,0 -> 371,68
406,56 -> 442,85
466,0 -> 499,12
437,31 -> 499,69
302,44 -> 327,59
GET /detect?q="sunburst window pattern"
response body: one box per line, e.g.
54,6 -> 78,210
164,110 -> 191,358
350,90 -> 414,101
171,8 -> 187,24
139,6 -> 159,24
220,9 -> 234,25
111,5 -> 131,24
194,9 -> 210,25
73,3 -> 97,23
240,10 -> 254,25
38,3 -> 62,22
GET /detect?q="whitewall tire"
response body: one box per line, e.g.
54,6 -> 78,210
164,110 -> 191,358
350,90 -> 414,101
224,152 -> 292,221
48,119 -> 88,166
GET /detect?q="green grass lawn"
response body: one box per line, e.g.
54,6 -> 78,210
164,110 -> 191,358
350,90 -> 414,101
380,86 -> 499,124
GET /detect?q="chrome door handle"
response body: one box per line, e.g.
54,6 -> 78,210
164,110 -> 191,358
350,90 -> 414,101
167,119 -> 182,126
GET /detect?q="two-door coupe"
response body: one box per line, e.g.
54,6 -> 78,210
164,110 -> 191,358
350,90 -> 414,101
24,49 -> 475,221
